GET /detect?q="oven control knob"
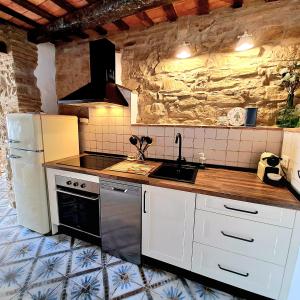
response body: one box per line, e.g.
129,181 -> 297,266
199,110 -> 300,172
73,182 -> 79,187
66,181 -> 72,185
81,183 -> 86,188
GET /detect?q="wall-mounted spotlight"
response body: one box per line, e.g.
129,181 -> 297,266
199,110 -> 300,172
175,42 -> 193,59
235,32 -> 254,52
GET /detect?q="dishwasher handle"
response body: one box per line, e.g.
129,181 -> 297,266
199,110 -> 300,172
112,187 -> 128,193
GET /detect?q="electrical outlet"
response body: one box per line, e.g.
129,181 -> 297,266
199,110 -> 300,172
281,155 -> 290,169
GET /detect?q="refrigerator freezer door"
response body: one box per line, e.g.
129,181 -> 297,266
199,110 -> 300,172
9,148 -> 50,234
41,115 -> 79,162
7,113 -> 43,151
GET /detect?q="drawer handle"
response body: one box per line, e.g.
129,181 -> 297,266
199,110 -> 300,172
112,187 -> 128,193
224,205 -> 258,215
221,231 -> 254,243
218,264 -> 249,277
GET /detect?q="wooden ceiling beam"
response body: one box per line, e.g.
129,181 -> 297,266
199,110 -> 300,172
51,0 -> 76,12
136,11 -> 154,27
0,17 -> 23,30
95,25 -> 108,36
28,0 -> 174,43
113,19 -> 130,31
231,0 -> 244,8
197,0 -> 209,15
11,0 -> 56,21
163,4 -> 177,22
0,4 -> 40,27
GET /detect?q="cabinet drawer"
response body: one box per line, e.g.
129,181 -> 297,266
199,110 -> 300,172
196,194 -> 295,228
192,243 -> 284,299
194,210 -> 292,265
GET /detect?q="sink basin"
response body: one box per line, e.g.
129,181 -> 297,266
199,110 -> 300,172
149,163 -> 198,184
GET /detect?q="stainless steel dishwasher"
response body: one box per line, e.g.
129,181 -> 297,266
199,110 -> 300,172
100,178 -> 142,265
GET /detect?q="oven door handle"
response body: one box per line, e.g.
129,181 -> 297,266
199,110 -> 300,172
56,189 -> 99,201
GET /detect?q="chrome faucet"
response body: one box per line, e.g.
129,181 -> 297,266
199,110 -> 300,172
175,133 -> 186,166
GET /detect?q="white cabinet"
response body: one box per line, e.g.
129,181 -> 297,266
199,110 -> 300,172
142,185 -> 195,270
196,194 -> 295,228
192,243 -> 285,299
194,210 -> 292,265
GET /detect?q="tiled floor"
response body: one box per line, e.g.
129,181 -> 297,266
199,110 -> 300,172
0,174 -> 242,300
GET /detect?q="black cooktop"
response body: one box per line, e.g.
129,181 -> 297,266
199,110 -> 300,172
58,154 -> 124,171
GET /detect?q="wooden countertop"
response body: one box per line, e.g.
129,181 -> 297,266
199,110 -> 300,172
44,155 -> 300,210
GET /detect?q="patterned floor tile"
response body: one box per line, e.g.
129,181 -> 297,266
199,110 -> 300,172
28,253 -> 69,285
0,175 -> 243,300
39,234 -> 71,256
15,227 -> 42,242
186,279 -> 233,300
66,270 -> 105,300
107,262 -> 145,298
104,253 -> 123,267
151,279 -> 190,300
73,238 -> 92,249
5,238 -> 42,264
143,265 -> 177,286
0,227 -> 19,246
70,246 -> 103,274
27,281 -> 65,300
0,215 -> 18,229
0,259 -> 34,297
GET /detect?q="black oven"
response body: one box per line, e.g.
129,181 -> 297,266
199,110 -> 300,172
55,175 -> 100,239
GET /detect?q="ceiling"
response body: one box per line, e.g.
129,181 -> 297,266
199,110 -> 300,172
0,0 -> 268,44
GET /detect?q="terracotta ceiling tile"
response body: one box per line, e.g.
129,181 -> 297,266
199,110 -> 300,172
209,0 -> 231,10
39,0 -> 68,16
0,10 -> 12,20
122,15 -> 142,27
10,17 -> 34,28
145,6 -> 168,23
27,0 -> 46,5
103,23 -> 119,33
67,0 -> 89,8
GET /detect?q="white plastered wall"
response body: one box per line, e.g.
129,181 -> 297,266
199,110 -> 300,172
34,43 -> 58,114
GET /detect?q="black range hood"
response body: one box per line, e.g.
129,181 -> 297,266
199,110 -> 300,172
58,38 -> 130,107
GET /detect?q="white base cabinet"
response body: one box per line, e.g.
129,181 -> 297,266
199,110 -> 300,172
141,185 -> 300,300
192,243 -> 285,299
142,185 -> 195,270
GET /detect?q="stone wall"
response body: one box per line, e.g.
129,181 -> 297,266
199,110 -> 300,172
56,0 -> 300,126
0,25 -> 41,205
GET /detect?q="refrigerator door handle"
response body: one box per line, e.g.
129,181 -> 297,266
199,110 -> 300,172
7,139 -> 20,144
7,154 -> 22,159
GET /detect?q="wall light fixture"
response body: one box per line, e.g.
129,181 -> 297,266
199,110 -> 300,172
175,42 -> 193,59
235,32 -> 254,52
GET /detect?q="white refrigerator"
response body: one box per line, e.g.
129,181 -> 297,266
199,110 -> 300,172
7,113 -> 79,234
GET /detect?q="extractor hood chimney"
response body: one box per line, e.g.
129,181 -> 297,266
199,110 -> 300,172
58,38 -> 130,106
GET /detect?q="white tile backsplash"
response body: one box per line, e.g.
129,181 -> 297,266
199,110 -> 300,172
79,107 -> 284,169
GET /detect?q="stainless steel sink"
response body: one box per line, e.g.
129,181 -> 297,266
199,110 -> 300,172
149,163 -> 198,184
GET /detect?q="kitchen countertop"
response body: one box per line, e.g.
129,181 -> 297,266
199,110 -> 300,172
44,154 -> 300,210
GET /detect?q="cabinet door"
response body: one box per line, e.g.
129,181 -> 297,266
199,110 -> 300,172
142,185 -> 195,270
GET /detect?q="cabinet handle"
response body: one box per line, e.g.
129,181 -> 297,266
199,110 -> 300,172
143,191 -> 147,214
218,264 -> 249,277
112,187 -> 128,193
224,205 -> 258,215
221,231 -> 254,243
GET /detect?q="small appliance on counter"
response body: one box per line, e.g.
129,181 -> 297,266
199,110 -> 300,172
257,152 -> 285,186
